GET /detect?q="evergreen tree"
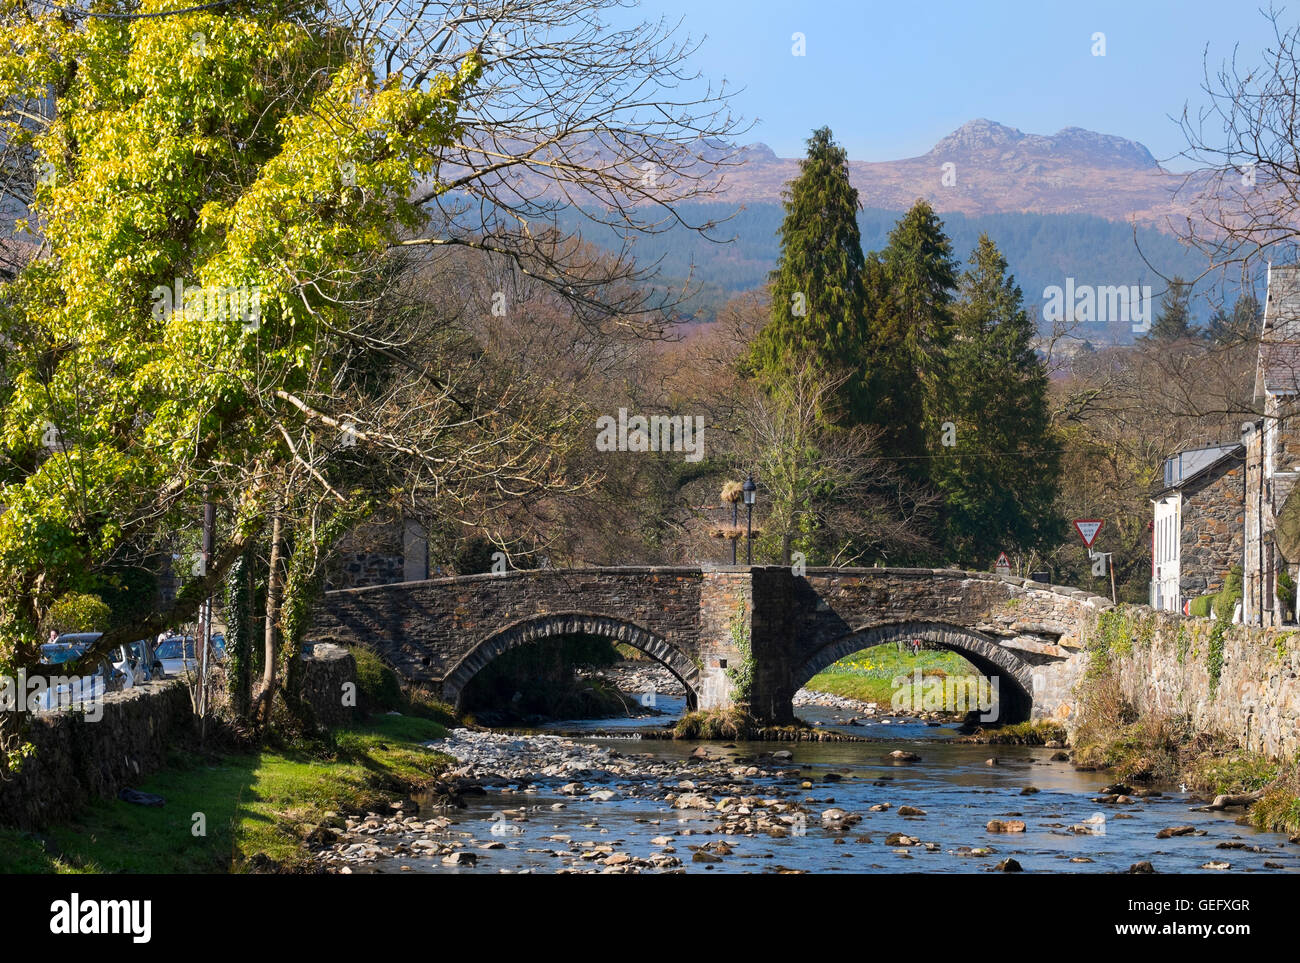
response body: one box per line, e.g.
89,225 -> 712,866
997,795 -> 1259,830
749,127 -> 868,418
929,235 -> 1063,565
881,199 -> 960,361
1146,276 -> 1197,342
858,253 -> 926,465
872,200 -> 960,476
1205,306 -> 1233,343
1230,293 -> 1263,340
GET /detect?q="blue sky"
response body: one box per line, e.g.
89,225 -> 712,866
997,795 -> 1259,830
623,0 -> 1283,168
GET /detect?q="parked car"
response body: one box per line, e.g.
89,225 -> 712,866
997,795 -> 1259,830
111,639 -> 161,685
154,636 -> 225,677
34,637 -> 123,712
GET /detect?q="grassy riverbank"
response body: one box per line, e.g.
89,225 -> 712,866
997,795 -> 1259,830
805,643 -> 978,705
0,714 -> 452,874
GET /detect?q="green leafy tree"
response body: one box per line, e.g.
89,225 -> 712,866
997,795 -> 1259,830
749,127 -> 868,418
40,592 -> 112,637
0,3 -> 479,674
929,235 -> 1062,565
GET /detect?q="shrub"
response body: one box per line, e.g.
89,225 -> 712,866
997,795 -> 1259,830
1275,569 -> 1294,622
1189,595 -> 1213,618
1217,565 -> 1245,620
40,592 -> 112,637
349,645 -> 403,714
673,707 -> 756,740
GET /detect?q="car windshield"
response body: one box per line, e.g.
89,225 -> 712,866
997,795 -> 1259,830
155,639 -> 196,659
39,643 -> 86,665
56,633 -> 102,646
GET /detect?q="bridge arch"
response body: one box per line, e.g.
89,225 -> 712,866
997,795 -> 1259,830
441,612 -> 701,711
794,620 -> 1035,724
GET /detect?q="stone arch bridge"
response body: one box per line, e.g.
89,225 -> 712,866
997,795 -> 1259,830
308,567 -> 1109,724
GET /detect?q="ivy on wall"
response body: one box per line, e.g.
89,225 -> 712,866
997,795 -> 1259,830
725,600 -> 754,706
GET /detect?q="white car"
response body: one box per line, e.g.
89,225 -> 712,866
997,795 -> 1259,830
112,640 -> 161,685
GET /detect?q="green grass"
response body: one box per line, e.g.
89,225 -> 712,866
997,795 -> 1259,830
1188,751 -> 1279,796
0,714 -> 451,874
806,643 -> 976,705
958,720 -> 1069,745
674,707 -> 757,740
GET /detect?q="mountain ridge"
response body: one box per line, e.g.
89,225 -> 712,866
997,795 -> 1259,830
721,119 -> 1193,226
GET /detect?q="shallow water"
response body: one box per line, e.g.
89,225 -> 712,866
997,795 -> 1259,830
363,705 -> 1299,874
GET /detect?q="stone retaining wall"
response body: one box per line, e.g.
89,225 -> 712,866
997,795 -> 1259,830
0,680 -> 193,830
1072,606 -> 1300,759
299,644 -> 358,728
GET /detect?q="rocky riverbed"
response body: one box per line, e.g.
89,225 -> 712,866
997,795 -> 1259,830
311,728 -> 1300,874
314,729 -> 821,873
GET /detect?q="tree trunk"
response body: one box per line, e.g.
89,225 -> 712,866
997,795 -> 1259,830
253,503 -> 284,729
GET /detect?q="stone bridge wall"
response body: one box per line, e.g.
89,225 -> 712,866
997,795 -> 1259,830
309,568 -> 708,701
748,567 -> 1107,723
311,566 -> 1110,722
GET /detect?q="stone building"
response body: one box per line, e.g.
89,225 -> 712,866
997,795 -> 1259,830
1150,442 -> 1245,612
327,515 -> 430,590
1243,264 -> 1300,625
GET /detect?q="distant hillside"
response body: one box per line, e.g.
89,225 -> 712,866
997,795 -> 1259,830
720,119 -> 1202,226
555,201 -> 1212,343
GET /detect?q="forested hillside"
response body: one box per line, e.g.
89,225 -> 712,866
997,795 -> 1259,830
553,201 -> 1215,340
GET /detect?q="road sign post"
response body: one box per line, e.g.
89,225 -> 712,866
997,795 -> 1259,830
1073,519 -> 1103,548
1074,520 -> 1114,603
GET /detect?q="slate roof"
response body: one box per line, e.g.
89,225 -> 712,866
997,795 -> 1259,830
1258,263 -> 1300,397
1151,443 -> 1244,499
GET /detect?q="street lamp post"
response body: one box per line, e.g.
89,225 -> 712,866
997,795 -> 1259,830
743,474 -> 757,566
730,496 -> 738,565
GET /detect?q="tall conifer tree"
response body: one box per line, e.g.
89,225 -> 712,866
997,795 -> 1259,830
929,235 -> 1062,564
1146,276 -> 1197,342
872,200 -> 960,476
750,127 -> 868,419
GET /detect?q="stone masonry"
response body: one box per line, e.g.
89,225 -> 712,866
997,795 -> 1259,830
309,566 -> 1109,724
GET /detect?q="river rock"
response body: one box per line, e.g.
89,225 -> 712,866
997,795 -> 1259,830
889,750 -> 921,762
986,819 -> 1026,833
994,858 -> 1023,872
897,805 -> 926,816
1156,825 -> 1197,839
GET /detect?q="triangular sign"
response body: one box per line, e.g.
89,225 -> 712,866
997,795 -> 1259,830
995,552 -> 1011,569
1073,519 -> 1104,548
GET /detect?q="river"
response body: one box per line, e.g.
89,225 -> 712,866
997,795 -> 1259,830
317,691 -> 1300,874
